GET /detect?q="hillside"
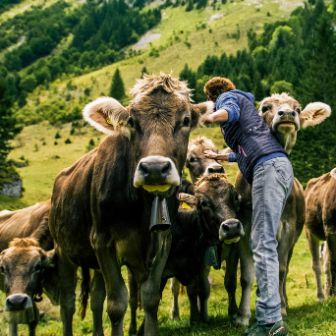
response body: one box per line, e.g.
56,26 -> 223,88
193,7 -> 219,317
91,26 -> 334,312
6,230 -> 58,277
8,0 -> 303,124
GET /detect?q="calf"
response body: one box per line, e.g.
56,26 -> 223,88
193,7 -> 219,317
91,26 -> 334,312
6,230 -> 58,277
305,167 -> 336,299
234,93 -> 330,325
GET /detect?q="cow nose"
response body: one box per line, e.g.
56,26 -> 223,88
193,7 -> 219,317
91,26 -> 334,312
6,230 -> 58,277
5,294 -> 29,311
134,155 -> 180,190
219,219 -> 245,243
206,164 -> 224,175
278,110 -> 295,118
139,160 -> 171,179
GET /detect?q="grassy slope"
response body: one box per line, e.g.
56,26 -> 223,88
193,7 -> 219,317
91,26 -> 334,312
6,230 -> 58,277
21,0 -> 302,119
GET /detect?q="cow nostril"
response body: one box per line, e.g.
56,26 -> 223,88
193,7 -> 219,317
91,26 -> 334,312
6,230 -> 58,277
161,161 -> 171,175
139,162 -> 149,176
291,111 -> 296,117
208,166 -> 224,174
222,224 -> 230,232
278,111 -> 285,117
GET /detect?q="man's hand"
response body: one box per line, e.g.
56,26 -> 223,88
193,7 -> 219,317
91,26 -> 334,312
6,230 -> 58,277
200,114 -> 215,125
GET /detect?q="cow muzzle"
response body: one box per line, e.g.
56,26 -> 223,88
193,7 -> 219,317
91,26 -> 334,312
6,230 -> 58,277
5,293 -> 37,324
219,219 -> 245,244
205,163 -> 225,175
133,156 -> 180,193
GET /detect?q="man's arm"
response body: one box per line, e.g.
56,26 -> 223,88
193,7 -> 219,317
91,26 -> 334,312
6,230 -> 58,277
204,150 -> 237,162
203,92 -> 240,124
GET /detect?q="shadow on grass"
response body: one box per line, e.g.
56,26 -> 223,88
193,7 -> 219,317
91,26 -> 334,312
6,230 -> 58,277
159,299 -> 336,336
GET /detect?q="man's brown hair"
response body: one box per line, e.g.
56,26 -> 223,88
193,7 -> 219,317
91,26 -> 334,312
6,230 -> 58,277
204,77 -> 236,102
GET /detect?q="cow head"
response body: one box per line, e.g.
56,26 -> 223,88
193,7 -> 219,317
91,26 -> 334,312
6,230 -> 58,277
83,73 -> 213,197
180,174 -> 244,245
259,93 -> 331,153
0,238 -> 55,324
186,137 -> 224,183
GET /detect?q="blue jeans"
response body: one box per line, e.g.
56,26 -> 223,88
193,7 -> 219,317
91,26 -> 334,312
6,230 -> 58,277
250,157 -> 294,325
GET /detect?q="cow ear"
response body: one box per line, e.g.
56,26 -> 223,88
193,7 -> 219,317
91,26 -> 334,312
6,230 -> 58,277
178,192 -> 198,207
83,97 -> 130,135
190,101 -> 215,128
300,102 -> 331,128
330,168 -> 336,180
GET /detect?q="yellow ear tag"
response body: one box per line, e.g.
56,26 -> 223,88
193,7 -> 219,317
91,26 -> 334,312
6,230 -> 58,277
106,117 -> 113,126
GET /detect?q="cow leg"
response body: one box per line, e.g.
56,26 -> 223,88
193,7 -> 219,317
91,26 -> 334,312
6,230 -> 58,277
198,265 -> 210,323
8,323 -> 17,336
323,243 -> 332,297
28,321 -> 37,336
95,245 -> 128,336
170,278 -> 180,320
236,237 -> 253,327
141,230 -> 171,336
186,277 -> 201,324
306,230 -> 324,301
128,268 -> 138,336
91,270 -> 106,336
58,256 -> 77,336
224,247 -> 239,321
278,238 -> 291,317
326,234 -> 336,296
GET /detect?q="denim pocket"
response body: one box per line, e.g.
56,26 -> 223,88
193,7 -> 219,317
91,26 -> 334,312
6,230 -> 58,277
272,159 -> 292,184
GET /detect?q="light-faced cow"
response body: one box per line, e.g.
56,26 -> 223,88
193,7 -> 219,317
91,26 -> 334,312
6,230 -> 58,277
48,73 -> 213,336
234,93 -> 331,325
186,137 -> 225,183
0,201 -> 56,336
0,202 -> 105,336
304,167 -> 336,299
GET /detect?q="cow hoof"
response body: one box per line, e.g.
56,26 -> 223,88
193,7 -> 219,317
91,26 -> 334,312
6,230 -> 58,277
233,315 -> 250,327
170,311 -> 180,320
317,293 -> 325,302
281,307 -> 288,317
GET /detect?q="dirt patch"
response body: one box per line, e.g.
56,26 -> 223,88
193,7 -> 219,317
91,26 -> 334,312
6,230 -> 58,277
133,32 -> 161,50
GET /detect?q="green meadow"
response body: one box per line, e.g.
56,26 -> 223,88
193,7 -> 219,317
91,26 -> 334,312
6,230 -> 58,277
0,123 -> 335,335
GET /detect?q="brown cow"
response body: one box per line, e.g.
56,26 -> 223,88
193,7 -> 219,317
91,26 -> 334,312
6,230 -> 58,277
0,201 -> 55,336
234,93 -> 331,325
305,167 -> 336,299
186,137 -> 224,182
0,202 -> 103,336
48,73 -> 213,336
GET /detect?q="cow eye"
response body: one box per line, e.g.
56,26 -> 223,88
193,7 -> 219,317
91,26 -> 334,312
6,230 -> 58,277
261,104 -> 272,113
33,264 -> 42,273
189,156 -> 197,163
127,117 -> 135,128
182,116 -> 191,127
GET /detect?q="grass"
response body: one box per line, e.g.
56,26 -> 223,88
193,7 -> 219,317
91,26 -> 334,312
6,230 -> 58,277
1,121 -> 336,335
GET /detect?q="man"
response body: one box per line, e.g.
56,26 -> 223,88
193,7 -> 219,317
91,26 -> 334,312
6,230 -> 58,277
202,77 -> 293,336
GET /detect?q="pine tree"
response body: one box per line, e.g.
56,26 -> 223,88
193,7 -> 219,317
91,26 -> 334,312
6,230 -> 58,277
0,69 -> 20,179
109,68 -> 126,101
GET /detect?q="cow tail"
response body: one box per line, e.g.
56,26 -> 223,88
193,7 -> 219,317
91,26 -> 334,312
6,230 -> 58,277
79,267 -> 90,320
